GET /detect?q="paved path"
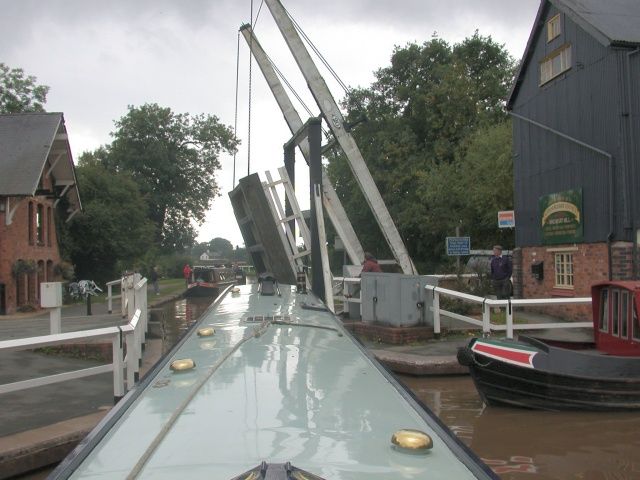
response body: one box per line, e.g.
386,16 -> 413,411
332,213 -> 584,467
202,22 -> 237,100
0,286 -> 182,478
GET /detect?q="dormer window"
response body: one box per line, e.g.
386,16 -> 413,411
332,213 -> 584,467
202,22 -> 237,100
540,44 -> 572,85
547,14 -> 561,42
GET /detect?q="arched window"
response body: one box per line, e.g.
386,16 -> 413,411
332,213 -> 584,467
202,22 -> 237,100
47,206 -> 52,247
37,260 -> 45,301
28,202 -> 34,245
47,260 -> 54,282
37,204 -> 44,245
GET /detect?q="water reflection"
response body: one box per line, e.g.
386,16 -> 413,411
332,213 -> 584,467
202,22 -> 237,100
152,296 -> 214,353
399,375 -> 640,479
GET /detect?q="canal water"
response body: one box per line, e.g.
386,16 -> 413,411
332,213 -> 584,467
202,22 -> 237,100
153,296 -> 640,480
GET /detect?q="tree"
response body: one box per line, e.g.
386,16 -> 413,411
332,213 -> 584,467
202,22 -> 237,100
64,161 -> 156,283
209,237 -> 234,259
0,63 -> 49,113
415,121 -> 514,269
104,104 -> 238,250
327,33 -> 515,271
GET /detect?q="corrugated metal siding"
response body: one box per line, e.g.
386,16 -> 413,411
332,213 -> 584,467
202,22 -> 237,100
512,5 -> 633,246
628,51 -> 640,234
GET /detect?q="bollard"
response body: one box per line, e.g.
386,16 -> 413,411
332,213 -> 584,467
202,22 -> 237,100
86,294 -> 92,316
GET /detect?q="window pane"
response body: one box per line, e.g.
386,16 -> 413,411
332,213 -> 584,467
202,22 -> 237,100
612,290 -> 620,336
633,301 -> 640,340
621,292 -> 629,338
600,289 -> 609,332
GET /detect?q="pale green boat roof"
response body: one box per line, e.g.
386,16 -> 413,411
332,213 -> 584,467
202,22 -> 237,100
54,284 -> 493,479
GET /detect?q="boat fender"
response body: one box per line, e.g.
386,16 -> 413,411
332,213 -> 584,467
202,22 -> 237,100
456,346 -> 476,367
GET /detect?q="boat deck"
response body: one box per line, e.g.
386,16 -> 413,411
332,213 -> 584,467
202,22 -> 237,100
54,283 -> 493,479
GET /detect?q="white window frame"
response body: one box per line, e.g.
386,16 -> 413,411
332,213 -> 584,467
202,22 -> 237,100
547,14 -> 561,42
554,252 -> 574,289
540,44 -> 572,85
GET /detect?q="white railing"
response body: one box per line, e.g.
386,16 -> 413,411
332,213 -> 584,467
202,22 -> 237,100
106,278 -> 122,314
1,273 -> 149,402
0,308 -> 144,401
425,285 -> 592,339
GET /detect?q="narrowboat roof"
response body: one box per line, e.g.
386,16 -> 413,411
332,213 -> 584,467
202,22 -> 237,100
591,281 -> 640,293
53,283 -> 493,479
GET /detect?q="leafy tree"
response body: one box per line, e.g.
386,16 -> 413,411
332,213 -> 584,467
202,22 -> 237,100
327,33 -> 515,271
233,245 -> 249,263
103,104 -> 238,251
65,161 -> 156,284
0,63 -> 49,113
416,121 -> 514,268
209,237 -> 234,259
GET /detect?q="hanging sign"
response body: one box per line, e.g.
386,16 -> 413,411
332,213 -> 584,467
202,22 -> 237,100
498,210 -> 515,228
539,189 -> 583,245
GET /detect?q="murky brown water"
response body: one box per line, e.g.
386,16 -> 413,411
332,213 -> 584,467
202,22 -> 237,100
152,296 -> 215,353
400,375 -> 640,480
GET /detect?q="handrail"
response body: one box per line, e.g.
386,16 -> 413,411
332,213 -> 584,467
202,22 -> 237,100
0,307 -> 145,402
424,284 -> 592,339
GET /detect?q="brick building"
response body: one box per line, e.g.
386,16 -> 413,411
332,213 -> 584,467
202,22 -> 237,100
507,0 -> 640,320
0,113 -> 81,314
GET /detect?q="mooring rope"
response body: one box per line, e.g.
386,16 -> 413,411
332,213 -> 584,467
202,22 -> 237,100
232,31 -> 240,188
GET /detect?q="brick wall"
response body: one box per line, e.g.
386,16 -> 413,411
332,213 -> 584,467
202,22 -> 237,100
611,241 -> 633,280
0,194 -> 62,314
515,242 -> 609,322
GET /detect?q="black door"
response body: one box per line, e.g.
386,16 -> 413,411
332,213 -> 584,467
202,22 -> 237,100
0,283 -> 5,315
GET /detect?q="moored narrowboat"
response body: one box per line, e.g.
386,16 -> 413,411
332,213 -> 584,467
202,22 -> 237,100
458,281 -> 640,411
185,265 -> 235,297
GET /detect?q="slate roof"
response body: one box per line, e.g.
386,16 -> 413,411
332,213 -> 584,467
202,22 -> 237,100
0,112 -> 81,212
507,0 -> 640,109
558,0 -> 640,46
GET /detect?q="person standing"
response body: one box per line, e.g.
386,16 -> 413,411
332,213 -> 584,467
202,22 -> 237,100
361,252 -> 382,273
490,245 -> 512,299
183,264 -> 192,288
150,267 -> 160,295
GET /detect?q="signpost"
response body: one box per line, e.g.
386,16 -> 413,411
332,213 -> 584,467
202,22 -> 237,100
498,210 -> 515,228
446,237 -> 471,256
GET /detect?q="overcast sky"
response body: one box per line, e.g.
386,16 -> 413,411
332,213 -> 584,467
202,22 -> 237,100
1,0 -> 540,247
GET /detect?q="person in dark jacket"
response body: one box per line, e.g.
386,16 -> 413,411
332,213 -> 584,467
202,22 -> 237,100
361,252 -> 382,273
490,245 -> 512,299
150,267 -> 160,295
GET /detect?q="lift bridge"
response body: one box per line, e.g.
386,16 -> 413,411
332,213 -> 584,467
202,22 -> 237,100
229,0 -> 417,312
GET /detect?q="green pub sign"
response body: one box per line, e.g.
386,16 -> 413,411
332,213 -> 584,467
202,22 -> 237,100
539,189 -> 583,245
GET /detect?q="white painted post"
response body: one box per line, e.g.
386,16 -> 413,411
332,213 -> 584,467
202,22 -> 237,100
314,184 -> 334,312
112,334 -> 124,402
433,290 -> 441,335
482,300 -> 491,335
49,307 -> 61,334
107,283 -> 113,314
125,332 -> 136,390
506,301 -> 514,339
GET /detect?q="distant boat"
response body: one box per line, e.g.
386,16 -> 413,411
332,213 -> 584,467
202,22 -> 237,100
458,281 -> 640,411
51,277 -> 496,479
185,265 -> 235,297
